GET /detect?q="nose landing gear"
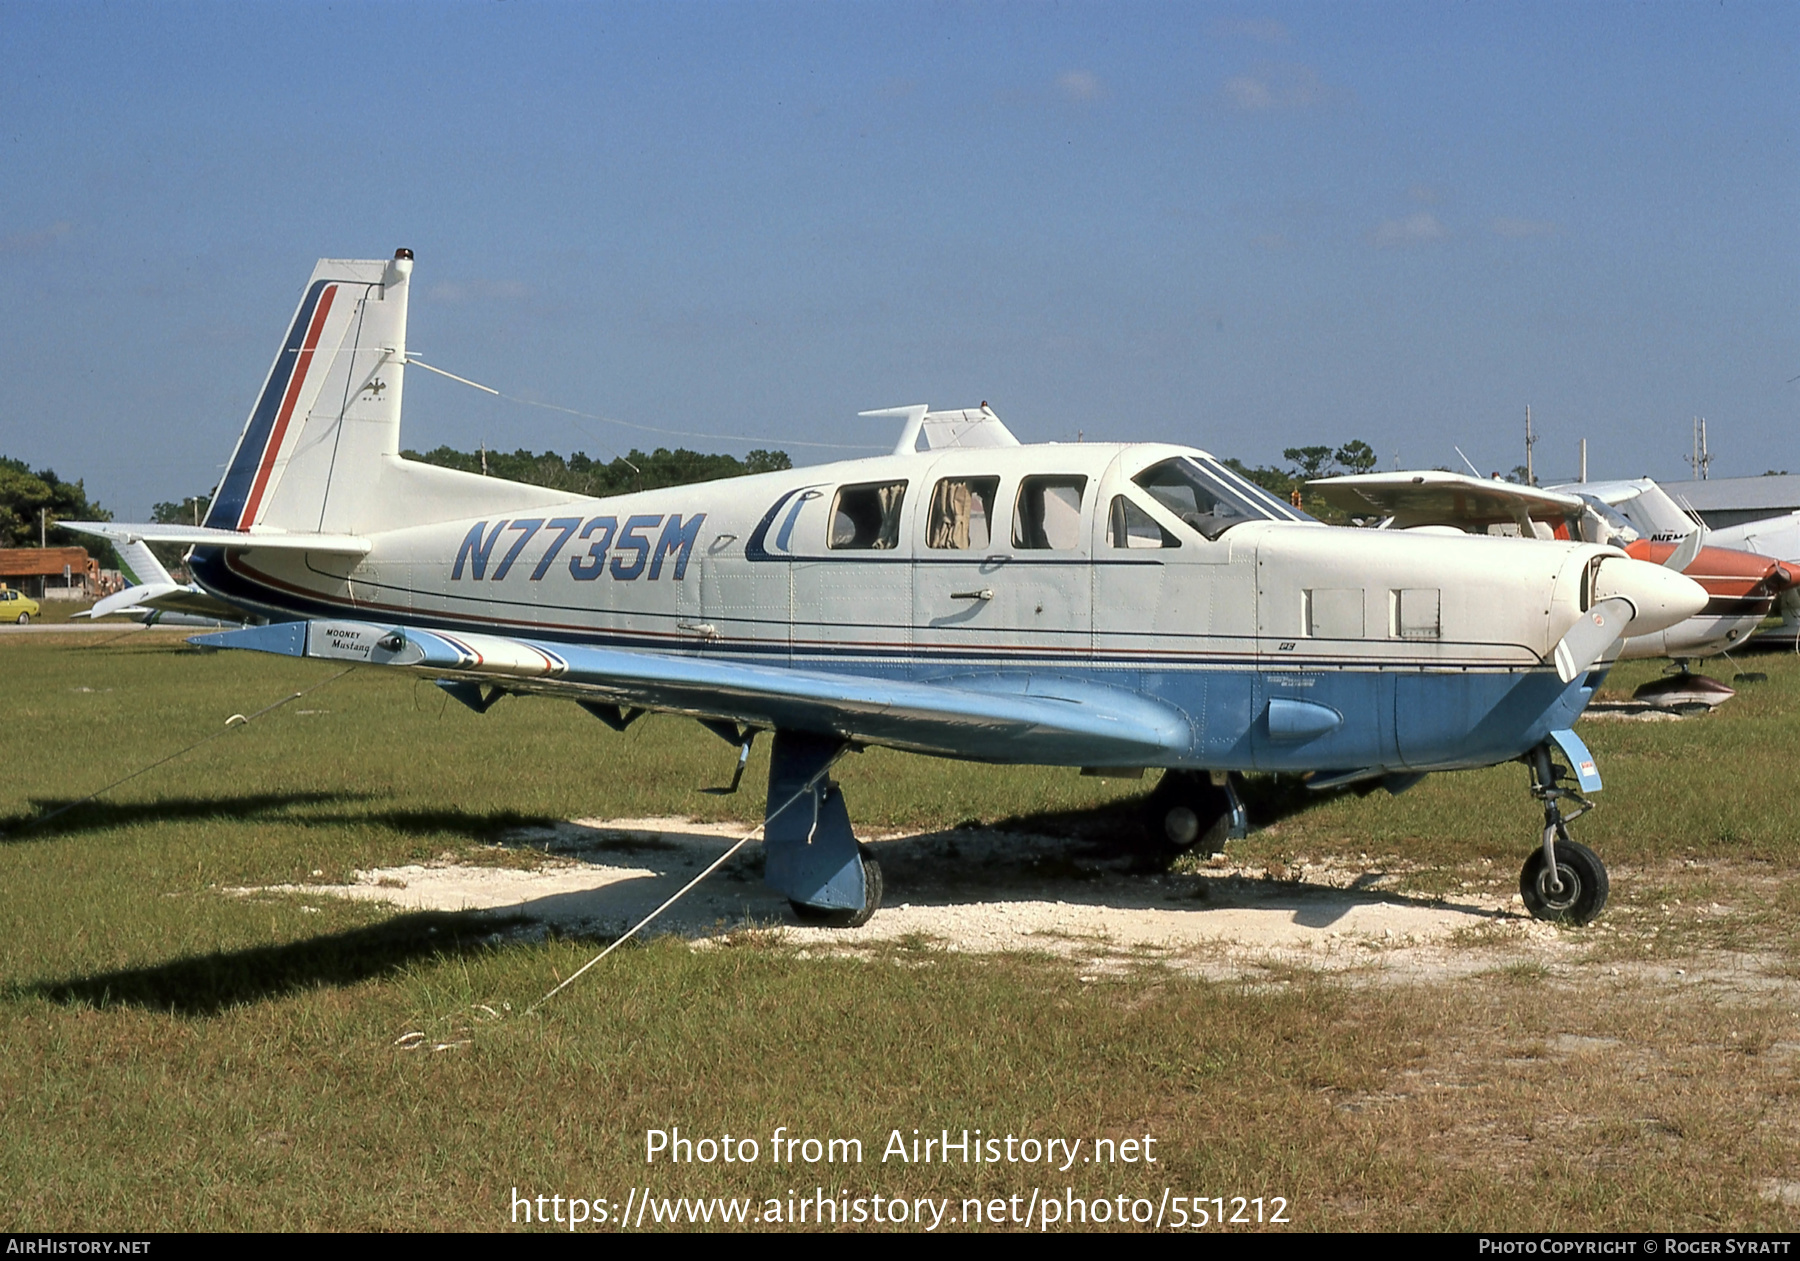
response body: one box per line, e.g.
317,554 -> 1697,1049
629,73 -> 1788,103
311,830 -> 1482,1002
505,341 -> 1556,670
1519,743 -> 1609,925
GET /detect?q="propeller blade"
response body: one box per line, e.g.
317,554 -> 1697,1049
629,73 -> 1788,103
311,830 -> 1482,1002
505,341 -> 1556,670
1662,527 -> 1706,573
1552,597 -> 1636,683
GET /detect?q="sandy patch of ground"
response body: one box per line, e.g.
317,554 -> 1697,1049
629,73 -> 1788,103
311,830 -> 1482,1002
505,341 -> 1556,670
240,817 -> 1573,979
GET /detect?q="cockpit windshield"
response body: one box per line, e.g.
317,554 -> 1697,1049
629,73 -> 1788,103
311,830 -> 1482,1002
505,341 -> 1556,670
1133,456 -> 1313,540
1576,494 -> 1642,547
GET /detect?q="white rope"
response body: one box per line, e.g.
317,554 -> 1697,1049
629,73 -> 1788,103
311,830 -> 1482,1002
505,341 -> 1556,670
4,667 -> 359,837
405,355 -> 884,454
527,752 -> 845,1013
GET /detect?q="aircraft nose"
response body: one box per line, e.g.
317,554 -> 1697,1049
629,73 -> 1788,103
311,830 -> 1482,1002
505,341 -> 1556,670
1591,555 -> 1709,635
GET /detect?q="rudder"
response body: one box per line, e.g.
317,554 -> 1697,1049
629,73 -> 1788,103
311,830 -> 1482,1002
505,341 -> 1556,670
204,250 -> 413,535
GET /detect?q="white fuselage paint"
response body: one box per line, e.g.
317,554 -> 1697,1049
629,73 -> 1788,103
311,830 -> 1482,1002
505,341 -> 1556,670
191,441 -> 1642,775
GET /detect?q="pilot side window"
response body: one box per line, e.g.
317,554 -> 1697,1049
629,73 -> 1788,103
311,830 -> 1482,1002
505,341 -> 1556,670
1109,496 -> 1180,549
1012,475 -> 1088,550
828,481 -> 907,550
1134,457 -> 1298,540
926,477 -> 999,550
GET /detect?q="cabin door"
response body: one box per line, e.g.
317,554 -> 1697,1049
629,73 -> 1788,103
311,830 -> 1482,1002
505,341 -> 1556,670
913,470 -> 1093,670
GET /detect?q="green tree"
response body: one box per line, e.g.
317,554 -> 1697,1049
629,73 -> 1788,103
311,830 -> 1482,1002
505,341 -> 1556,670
1282,445 -> 1335,480
400,445 -> 792,497
0,456 -> 116,566
1220,457 -> 1297,499
1333,439 -> 1378,475
146,494 -> 215,575
151,495 -> 212,527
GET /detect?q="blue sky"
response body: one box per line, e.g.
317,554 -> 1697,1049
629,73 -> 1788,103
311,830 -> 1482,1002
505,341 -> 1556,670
1,2 -> 1794,517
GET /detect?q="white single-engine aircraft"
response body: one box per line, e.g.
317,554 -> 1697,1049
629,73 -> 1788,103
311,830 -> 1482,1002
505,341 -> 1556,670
71,252 -> 1709,928
71,535 -> 242,628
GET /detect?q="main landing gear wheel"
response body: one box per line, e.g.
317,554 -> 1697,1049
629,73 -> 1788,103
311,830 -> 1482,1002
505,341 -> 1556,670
1519,838 -> 1609,926
1142,770 -> 1236,856
789,847 -> 883,929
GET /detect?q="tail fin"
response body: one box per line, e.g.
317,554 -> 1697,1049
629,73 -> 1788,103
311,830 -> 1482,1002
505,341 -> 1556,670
204,250 -> 412,535
113,536 -> 174,587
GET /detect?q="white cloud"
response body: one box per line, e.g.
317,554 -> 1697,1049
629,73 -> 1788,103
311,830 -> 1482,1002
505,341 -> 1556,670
1491,217 -> 1560,239
0,221 -> 72,254
1057,70 -> 1103,102
1369,212 -> 1449,247
1220,63 -> 1337,112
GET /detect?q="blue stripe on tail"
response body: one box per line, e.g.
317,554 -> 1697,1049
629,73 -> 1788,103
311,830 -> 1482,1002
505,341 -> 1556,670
204,280 -> 333,530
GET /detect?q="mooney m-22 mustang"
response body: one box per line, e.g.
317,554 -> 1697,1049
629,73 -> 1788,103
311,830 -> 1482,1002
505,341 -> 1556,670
1311,471 -> 1797,708
72,252 -> 1709,927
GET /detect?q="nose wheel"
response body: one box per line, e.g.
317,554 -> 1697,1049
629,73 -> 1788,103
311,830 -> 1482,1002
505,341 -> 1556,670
1519,835 -> 1609,924
1519,745 -> 1609,925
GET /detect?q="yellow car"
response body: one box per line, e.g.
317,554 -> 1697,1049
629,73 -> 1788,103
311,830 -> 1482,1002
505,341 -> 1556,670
0,589 -> 41,623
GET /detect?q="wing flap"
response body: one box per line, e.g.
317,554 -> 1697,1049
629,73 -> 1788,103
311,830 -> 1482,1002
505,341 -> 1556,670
194,620 -> 1193,765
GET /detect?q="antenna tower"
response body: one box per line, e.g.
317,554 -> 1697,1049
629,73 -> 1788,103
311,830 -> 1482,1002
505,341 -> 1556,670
1685,417 -> 1711,480
1524,404 -> 1536,486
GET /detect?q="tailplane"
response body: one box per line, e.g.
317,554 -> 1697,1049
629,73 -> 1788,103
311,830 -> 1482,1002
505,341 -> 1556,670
204,250 -> 413,535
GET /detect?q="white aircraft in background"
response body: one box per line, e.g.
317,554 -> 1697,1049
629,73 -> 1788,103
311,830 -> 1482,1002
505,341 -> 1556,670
73,535 -> 243,628
71,252 -> 1709,927
1311,471 -> 1796,708
1568,478 -> 1800,648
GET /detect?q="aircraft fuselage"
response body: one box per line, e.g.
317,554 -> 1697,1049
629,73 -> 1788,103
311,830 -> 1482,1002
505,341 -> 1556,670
192,440 -> 1636,776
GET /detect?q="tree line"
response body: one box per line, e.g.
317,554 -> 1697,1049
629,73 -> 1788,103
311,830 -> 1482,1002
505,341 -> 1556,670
400,445 -> 793,497
0,456 -> 117,566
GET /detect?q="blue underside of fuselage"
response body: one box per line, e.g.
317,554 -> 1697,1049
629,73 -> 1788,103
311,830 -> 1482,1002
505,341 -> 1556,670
192,549 -> 1597,775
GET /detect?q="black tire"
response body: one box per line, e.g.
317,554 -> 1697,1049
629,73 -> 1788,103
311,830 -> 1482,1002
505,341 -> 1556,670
789,855 -> 882,929
1519,838 -> 1609,925
16,612 -> 28,625
1141,770 -> 1233,855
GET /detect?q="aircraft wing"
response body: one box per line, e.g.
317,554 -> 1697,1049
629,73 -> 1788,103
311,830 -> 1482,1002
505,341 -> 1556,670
194,620 -> 1194,767
62,521 -> 371,556
1311,471 -> 1586,532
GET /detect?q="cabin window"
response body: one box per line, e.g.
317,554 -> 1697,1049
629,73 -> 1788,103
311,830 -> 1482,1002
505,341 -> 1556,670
1134,456 -> 1301,540
1109,496 -> 1180,549
1012,476 -> 1088,550
927,477 -> 1000,550
828,481 -> 907,550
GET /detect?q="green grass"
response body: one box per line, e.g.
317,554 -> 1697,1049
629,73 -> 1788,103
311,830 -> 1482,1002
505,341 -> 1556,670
5,631 -> 1800,1230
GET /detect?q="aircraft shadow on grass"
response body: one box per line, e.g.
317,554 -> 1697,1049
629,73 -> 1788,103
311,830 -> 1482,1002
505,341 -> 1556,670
23,909 -> 523,1018
0,792 -> 377,843
0,792 -> 566,845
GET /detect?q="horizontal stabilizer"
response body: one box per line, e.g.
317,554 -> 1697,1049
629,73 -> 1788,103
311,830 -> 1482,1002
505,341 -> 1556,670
85,582 -> 187,620
62,521 -> 371,556
193,619 -> 1194,766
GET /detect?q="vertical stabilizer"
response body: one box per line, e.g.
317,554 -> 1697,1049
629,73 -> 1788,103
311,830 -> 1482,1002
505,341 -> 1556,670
113,536 -> 174,587
204,250 -> 413,534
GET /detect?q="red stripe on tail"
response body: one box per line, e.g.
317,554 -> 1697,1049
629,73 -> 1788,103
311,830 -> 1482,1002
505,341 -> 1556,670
237,284 -> 338,529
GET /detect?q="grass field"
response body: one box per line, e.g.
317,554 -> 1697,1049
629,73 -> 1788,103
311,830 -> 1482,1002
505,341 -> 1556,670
3,628 -> 1800,1231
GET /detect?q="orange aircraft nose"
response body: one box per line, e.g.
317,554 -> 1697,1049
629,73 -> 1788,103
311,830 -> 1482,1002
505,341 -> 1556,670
1623,538 -> 1786,615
